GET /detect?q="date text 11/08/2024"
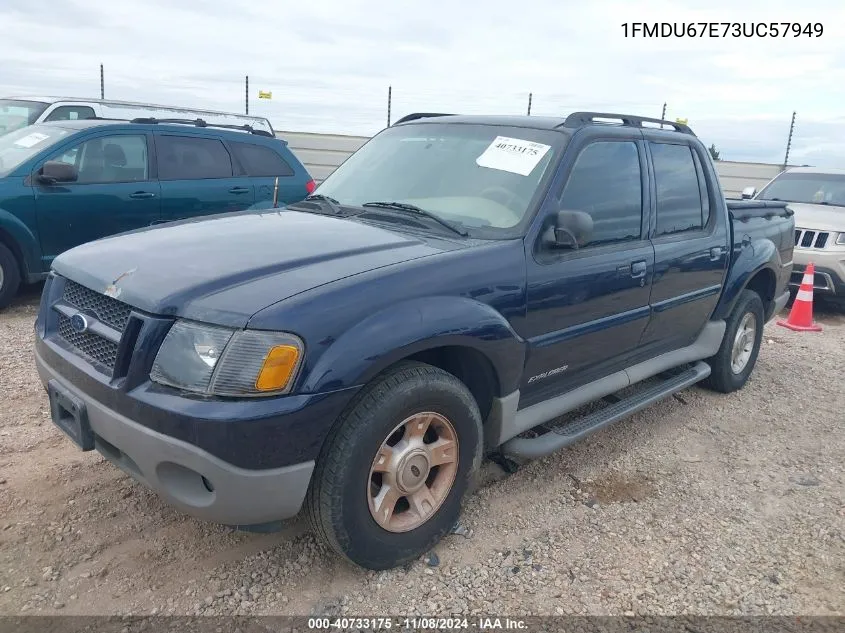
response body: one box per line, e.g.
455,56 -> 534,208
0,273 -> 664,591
621,22 -> 823,38
307,617 -> 528,630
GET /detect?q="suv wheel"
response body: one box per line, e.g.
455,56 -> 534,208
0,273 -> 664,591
0,243 -> 21,310
307,361 -> 482,570
703,289 -> 764,393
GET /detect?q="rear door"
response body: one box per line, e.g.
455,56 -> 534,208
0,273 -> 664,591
154,133 -> 256,222
519,129 -> 655,406
639,135 -> 729,351
33,131 -> 160,265
228,140 -> 307,206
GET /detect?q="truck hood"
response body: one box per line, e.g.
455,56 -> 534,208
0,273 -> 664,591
52,209 -> 457,327
786,203 -> 845,233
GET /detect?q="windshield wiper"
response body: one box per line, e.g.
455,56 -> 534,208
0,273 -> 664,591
361,201 -> 468,237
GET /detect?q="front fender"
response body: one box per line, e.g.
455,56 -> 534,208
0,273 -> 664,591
300,295 -> 527,395
713,236 -> 780,320
0,207 -> 41,278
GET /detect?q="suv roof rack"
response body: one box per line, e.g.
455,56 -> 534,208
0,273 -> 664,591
129,117 -> 275,137
560,111 -> 695,136
393,113 -> 456,125
80,116 -> 274,137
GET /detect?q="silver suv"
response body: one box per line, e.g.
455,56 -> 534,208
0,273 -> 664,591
745,166 -> 845,304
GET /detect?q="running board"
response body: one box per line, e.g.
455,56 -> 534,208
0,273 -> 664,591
501,361 -> 711,461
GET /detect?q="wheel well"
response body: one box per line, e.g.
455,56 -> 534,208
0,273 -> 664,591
405,346 -> 500,422
744,268 -> 776,317
0,228 -> 26,279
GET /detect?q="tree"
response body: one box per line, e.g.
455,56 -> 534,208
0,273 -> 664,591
708,144 -> 721,161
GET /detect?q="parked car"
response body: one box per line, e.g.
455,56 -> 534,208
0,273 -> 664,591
0,96 -> 274,136
34,112 -> 793,570
743,166 -> 845,305
0,118 -> 314,308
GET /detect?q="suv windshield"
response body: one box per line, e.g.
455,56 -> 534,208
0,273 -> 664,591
0,99 -> 49,135
315,122 -> 561,237
0,124 -> 72,177
758,172 -> 845,208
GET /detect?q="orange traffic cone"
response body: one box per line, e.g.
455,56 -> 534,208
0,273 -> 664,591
778,262 -> 822,332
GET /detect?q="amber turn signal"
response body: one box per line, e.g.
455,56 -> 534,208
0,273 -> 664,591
255,345 -> 300,391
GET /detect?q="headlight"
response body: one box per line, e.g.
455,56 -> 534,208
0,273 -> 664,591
150,321 -> 304,397
836,232 -> 845,245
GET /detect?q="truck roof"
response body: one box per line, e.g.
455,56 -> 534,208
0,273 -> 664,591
784,166 -> 845,176
393,111 -> 695,136
5,95 -> 267,120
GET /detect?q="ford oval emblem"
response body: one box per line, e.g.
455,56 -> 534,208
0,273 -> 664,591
69,313 -> 89,334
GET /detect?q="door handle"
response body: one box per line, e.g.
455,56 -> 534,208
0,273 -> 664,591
710,246 -> 724,261
630,260 -> 647,278
228,187 -> 251,194
129,192 -> 156,199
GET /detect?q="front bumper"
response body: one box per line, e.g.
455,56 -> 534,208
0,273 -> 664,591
36,345 -> 315,526
791,249 -> 845,297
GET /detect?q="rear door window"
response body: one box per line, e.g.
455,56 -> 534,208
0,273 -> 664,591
230,141 -> 294,177
156,135 -> 234,180
650,143 -> 707,236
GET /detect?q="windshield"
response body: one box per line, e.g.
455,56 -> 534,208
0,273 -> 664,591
0,124 -> 72,177
0,99 -> 49,135
758,172 -> 845,207
315,122 -> 561,236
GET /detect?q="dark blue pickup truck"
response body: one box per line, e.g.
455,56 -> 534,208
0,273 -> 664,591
34,112 -> 794,570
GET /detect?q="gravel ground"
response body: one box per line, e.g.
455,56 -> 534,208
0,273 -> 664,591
0,284 -> 843,617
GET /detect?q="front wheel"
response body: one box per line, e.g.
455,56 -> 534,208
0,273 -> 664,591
306,361 -> 482,570
703,289 -> 764,393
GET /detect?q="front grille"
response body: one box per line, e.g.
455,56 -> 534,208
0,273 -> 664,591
57,313 -> 120,369
63,280 -> 132,332
795,228 -> 830,249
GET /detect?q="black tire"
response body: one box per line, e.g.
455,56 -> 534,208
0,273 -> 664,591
0,243 -> 22,310
306,361 -> 483,570
703,289 -> 765,393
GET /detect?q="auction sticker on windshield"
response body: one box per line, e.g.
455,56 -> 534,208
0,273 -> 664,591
476,136 -> 551,176
14,132 -> 50,148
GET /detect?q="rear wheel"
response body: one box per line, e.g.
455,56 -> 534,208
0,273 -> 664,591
703,289 -> 764,393
307,361 -> 482,570
0,243 -> 21,310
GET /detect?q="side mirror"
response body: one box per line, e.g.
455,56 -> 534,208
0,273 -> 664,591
38,161 -> 78,185
547,210 -> 593,249
741,186 -> 757,200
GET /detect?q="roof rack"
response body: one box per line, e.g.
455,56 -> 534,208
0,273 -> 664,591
79,116 -> 273,137
393,113 -> 456,125
560,112 -> 695,136
128,117 -> 275,137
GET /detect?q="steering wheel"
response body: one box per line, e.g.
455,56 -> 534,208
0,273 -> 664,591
479,186 -> 521,213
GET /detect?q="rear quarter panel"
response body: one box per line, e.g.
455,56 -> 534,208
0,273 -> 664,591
712,203 -> 795,320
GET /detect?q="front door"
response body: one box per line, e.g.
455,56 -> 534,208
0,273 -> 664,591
33,132 -> 160,267
154,133 -> 256,222
519,132 -> 655,407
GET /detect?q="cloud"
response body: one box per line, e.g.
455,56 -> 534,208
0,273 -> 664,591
1,0 -> 843,165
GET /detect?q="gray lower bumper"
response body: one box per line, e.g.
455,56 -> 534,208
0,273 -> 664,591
35,349 -> 314,526
771,290 -> 791,321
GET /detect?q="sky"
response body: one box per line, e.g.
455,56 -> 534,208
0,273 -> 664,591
1,0 -> 843,166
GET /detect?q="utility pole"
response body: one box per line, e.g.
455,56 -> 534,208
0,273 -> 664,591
387,85 -> 392,127
660,102 -> 666,127
783,111 -> 797,169
100,64 -> 104,99
245,75 -> 249,114
527,93 -> 533,116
